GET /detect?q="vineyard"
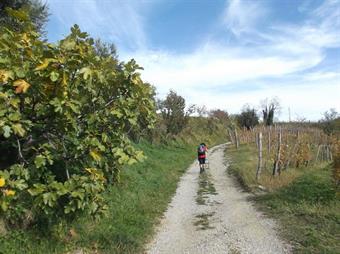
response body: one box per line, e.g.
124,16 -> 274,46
228,124 -> 340,190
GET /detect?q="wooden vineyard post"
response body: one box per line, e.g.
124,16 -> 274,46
268,129 -> 271,154
329,145 -> 333,161
326,145 -> 332,161
228,129 -> 234,145
256,132 -> 263,180
255,132 -> 258,149
315,145 -> 321,163
285,139 -> 297,169
235,128 -> 239,149
273,128 -> 282,176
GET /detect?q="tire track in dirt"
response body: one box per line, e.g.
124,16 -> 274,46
146,144 -> 291,254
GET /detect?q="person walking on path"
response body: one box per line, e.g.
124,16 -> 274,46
197,143 -> 208,173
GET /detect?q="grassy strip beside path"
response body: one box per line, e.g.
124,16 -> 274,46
0,141 -> 201,253
75,141 -> 197,253
227,144 -> 340,254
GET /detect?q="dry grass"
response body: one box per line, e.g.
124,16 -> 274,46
228,142 -> 340,253
227,144 -> 328,192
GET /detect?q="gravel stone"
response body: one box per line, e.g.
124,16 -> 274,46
146,144 -> 291,254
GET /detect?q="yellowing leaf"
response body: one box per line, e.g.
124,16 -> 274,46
90,150 -> 101,162
22,33 -> 30,43
0,69 -> 14,84
9,98 -> 20,108
34,58 -> 57,71
0,177 -> 5,187
4,189 -> 15,196
85,168 -> 105,181
12,123 -> 25,137
62,72 -> 68,86
13,79 -> 30,93
85,167 -> 96,174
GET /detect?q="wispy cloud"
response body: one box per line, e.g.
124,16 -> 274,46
222,0 -> 268,37
47,0 -> 147,51
121,0 -> 340,120
47,0 -> 340,120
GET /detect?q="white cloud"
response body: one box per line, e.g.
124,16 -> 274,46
303,71 -> 340,81
124,44 -> 323,93
47,0 -> 340,121
179,80 -> 340,121
222,0 -> 268,36
47,0 -> 147,50
120,0 -> 340,121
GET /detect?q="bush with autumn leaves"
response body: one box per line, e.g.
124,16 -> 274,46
0,10 -> 156,226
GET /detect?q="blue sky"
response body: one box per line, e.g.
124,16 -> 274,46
46,0 -> 340,121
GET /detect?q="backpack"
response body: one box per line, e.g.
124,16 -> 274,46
198,145 -> 206,155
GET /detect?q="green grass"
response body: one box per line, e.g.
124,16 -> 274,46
227,144 -> 340,254
193,212 -> 215,230
196,172 -> 217,205
1,137 -> 225,254
73,141 -> 197,253
0,141 -> 196,253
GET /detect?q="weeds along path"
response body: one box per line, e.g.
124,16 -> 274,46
146,144 -> 291,254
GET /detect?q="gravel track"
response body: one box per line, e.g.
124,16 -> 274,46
146,144 -> 291,254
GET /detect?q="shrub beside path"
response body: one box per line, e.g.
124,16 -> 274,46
146,144 -> 291,254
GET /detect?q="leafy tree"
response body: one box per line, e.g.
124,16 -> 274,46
261,97 -> 280,126
195,105 -> 208,117
0,0 -> 49,35
320,108 -> 339,135
158,90 -> 194,135
237,105 -> 259,130
0,11 -> 155,226
209,109 -> 229,123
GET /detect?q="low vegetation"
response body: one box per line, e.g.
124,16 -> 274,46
0,116 -> 226,253
227,144 -> 340,253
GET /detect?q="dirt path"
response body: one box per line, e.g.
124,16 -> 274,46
146,144 -> 291,254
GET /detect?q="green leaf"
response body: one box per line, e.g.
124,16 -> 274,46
13,179 -> 28,190
135,151 -> 145,161
127,158 -> 137,165
128,118 -> 137,125
3,125 -> 12,138
79,67 -> 92,80
61,38 -> 76,50
28,184 -> 46,196
14,68 -> 26,78
1,201 -> 8,211
111,110 -> 123,118
7,9 -> 29,21
34,155 -> 46,168
8,112 -> 21,121
50,71 -> 60,82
